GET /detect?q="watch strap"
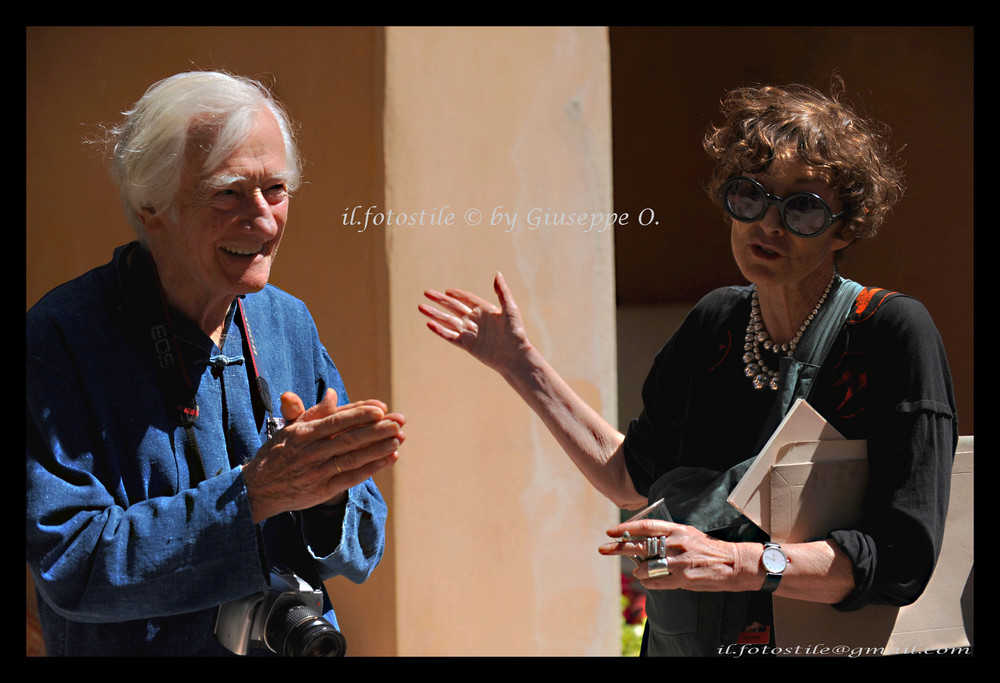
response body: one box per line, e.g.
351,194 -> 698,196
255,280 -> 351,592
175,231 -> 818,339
760,542 -> 786,593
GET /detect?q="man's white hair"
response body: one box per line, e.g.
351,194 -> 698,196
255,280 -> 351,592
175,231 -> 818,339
106,71 -> 301,240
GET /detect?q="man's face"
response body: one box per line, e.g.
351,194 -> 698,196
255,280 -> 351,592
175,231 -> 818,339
141,110 -> 291,318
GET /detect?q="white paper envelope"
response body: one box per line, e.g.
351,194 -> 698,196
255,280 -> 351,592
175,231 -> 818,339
769,441 -> 868,543
768,437 -> 973,655
727,398 -> 847,533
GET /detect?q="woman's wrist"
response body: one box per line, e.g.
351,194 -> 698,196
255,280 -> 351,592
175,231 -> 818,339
734,541 -> 766,591
500,341 -> 543,390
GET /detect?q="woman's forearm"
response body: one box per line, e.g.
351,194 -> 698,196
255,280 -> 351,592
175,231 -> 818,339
502,343 -> 646,509
734,538 -> 855,604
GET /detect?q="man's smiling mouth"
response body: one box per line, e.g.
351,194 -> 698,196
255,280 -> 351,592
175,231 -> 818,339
221,245 -> 264,257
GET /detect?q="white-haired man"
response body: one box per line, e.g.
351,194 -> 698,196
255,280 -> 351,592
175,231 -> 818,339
26,71 -> 403,656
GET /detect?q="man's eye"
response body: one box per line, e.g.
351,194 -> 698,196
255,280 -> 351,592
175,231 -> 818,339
207,189 -> 240,207
264,185 -> 288,203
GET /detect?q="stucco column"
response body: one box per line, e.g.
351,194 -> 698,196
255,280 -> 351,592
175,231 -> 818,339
376,26 -> 620,655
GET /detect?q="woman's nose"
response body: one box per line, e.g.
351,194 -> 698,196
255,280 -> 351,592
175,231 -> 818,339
759,205 -> 786,234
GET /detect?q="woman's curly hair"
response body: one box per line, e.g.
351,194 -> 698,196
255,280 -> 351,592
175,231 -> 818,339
703,79 -> 905,243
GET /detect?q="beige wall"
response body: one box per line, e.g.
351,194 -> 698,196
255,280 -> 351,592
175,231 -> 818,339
26,26 -> 619,656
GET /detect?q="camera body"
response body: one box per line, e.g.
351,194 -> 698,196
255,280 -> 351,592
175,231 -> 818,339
215,571 -> 346,657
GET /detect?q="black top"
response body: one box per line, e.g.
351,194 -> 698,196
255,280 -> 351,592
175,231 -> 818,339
623,284 -> 957,610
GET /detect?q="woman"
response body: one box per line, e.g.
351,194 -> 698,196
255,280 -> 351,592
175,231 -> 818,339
418,82 -> 957,656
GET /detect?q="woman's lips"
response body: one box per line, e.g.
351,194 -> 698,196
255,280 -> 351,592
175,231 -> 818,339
750,243 -> 782,259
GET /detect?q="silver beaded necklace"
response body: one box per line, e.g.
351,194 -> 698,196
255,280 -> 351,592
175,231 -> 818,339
743,273 -> 837,391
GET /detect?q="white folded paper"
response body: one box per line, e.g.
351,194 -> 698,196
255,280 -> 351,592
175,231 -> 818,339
726,398 -> 973,656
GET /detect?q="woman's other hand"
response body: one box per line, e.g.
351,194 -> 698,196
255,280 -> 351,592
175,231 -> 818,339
599,519 -> 855,603
599,519 -> 763,593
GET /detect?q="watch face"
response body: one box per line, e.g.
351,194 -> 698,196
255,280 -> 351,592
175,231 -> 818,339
762,547 -> 787,573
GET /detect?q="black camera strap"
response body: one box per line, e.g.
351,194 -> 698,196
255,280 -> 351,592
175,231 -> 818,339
115,242 -> 280,480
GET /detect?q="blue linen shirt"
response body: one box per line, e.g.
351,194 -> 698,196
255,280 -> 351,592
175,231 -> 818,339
26,243 -> 387,656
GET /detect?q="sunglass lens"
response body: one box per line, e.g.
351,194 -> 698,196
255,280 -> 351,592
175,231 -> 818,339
783,195 -> 827,235
724,179 -> 765,221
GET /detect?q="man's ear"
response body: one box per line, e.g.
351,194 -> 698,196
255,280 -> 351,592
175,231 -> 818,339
138,206 -> 164,235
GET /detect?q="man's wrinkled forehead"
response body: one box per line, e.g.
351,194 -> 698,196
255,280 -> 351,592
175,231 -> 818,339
183,114 -> 291,192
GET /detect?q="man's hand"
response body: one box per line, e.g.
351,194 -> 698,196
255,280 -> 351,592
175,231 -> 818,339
241,389 -> 405,523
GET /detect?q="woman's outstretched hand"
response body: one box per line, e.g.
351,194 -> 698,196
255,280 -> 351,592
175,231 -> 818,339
420,271 -> 643,509
418,272 -> 531,376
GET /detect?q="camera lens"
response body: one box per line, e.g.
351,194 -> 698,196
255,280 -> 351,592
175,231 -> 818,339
267,604 -> 347,657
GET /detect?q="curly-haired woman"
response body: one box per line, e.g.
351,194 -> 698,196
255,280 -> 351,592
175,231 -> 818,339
419,81 -> 956,656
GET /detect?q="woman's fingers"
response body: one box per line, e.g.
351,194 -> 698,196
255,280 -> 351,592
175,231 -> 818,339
419,291 -> 487,348
441,286 -> 498,315
423,288 -> 479,318
599,527 -> 676,558
607,519 -> 678,539
493,271 -> 517,312
418,305 -> 473,344
423,318 -> 462,342
420,276 -> 531,374
419,297 -> 470,328
598,538 -> 664,558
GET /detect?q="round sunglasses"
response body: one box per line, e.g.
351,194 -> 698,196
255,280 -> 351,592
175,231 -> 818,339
719,176 -> 849,237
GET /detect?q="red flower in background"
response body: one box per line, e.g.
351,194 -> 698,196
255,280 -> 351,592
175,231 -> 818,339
621,573 -> 646,624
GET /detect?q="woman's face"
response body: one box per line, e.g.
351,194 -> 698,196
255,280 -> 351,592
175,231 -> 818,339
729,158 -> 853,293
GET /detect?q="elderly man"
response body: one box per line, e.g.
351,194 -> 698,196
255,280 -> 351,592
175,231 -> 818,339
26,71 -> 403,656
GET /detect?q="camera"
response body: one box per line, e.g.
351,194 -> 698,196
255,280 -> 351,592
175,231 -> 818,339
215,571 -> 347,657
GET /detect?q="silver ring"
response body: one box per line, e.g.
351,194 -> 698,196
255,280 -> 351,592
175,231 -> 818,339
645,536 -> 666,559
647,557 -> 671,577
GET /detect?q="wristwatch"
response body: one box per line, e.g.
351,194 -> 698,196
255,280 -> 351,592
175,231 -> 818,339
760,542 -> 787,593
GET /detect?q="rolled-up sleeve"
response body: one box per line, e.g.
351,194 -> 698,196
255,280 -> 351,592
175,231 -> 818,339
300,478 -> 387,584
828,296 -> 958,610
